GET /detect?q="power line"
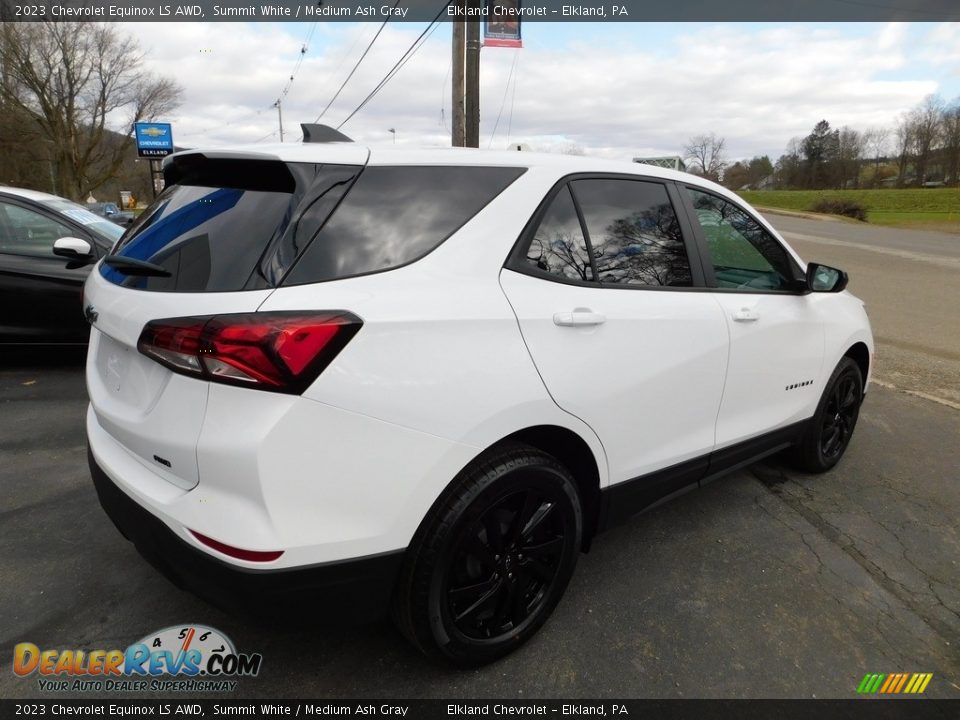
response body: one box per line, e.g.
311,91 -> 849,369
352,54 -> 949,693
488,49 -> 520,149
253,129 -> 279,143
506,50 -> 520,145
337,3 -> 447,130
279,22 -> 319,101
194,24 -> 317,141
314,1 -> 400,123
440,54 -> 451,132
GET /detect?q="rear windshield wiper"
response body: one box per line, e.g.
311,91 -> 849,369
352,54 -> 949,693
103,255 -> 172,277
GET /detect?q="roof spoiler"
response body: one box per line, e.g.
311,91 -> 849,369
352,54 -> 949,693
301,124 -> 353,143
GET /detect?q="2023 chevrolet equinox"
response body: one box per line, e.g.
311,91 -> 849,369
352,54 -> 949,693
85,132 -> 872,665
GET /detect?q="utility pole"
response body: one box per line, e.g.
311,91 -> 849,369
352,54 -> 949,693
464,5 -> 481,148
451,11 -> 466,147
274,99 -> 284,142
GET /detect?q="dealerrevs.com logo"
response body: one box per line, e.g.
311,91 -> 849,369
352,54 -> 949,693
13,624 -> 262,692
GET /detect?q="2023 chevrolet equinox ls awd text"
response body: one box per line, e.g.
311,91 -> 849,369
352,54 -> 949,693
85,135 -> 872,666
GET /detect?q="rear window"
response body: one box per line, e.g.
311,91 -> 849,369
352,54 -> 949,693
100,158 -> 359,292
281,165 -> 526,286
102,161 -> 524,292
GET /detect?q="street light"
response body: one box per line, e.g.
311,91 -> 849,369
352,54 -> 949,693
388,128 -> 396,144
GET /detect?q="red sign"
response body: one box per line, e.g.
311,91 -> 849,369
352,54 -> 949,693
484,0 -> 523,48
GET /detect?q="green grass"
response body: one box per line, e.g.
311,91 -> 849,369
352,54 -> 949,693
737,188 -> 960,232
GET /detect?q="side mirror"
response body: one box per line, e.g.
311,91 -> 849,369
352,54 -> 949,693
53,237 -> 93,260
806,262 -> 848,293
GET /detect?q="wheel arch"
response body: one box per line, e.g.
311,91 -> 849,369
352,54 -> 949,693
410,424 -> 605,556
493,425 -> 603,551
844,341 -> 871,387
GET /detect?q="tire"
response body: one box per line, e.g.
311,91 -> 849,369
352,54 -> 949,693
391,443 -> 582,666
791,357 -> 864,473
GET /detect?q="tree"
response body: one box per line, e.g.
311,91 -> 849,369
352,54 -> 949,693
747,155 -> 773,186
801,120 -> 838,188
722,161 -> 750,190
559,142 -> 585,156
774,137 -> 804,189
894,114 -> 914,186
942,99 -> 960,185
863,127 -> 890,187
684,133 -> 726,182
910,94 -> 944,184
0,22 -> 181,200
836,126 -> 865,189
722,155 -> 772,190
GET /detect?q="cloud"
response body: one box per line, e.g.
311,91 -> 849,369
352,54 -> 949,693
122,21 -> 944,162
924,22 -> 960,74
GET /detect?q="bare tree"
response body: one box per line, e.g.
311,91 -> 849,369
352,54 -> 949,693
559,142 -> 585,156
836,126 -> 865,189
774,136 -> 804,188
0,22 -> 181,200
894,114 -> 914,187
910,94 -> 944,184
941,98 -> 960,185
863,127 -> 890,187
684,133 -> 726,182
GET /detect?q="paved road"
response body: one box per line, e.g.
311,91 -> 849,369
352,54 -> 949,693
1,348 -> 958,699
762,213 -> 960,408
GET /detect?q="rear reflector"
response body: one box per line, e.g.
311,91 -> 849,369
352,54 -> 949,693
190,530 -> 284,562
138,311 -> 361,394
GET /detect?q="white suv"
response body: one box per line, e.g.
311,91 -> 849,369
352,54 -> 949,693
85,130 -> 872,665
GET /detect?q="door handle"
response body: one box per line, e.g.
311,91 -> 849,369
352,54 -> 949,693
732,307 -> 760,322
553,309 -> 607,327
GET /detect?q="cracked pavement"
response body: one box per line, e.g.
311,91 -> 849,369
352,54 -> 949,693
1,346 -> 958,699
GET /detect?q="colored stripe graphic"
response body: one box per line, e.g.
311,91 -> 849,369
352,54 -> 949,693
893,673 -> 909,693
857,672 -> 932,694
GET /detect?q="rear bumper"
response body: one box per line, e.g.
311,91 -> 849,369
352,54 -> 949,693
89,448 -> 404,623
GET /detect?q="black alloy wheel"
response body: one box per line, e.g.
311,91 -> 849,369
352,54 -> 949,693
392,444 -> 582,666
820,372 -> 860,459
444,487 -> 567,640
791,356 -> 864,473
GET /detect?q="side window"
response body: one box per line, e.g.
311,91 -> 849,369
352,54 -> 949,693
0,202 -> 75,259
520,185 -> 594,282
571,179 -> 693,287
687,189 -> 797,291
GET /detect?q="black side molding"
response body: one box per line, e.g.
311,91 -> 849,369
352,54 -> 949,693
597,420 -> 808,532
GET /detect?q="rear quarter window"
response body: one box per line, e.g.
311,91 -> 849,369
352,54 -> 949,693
281,165 -> 526,286
100,159 -> 357,292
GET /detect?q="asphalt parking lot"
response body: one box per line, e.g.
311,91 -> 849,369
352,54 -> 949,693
2,356 -> 958,699
2,216 -> 958,700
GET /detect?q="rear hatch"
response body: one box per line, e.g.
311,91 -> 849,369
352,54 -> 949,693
85,149 -> 368,489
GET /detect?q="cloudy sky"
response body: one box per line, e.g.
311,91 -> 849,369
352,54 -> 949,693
121,21 -> 960,161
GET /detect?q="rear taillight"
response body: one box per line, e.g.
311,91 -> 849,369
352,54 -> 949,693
137,311 -> 361,394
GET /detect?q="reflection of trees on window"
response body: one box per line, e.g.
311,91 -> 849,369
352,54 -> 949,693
573,179 -> 692,288
593,203 -> 691,286
523,186 -> 593,282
